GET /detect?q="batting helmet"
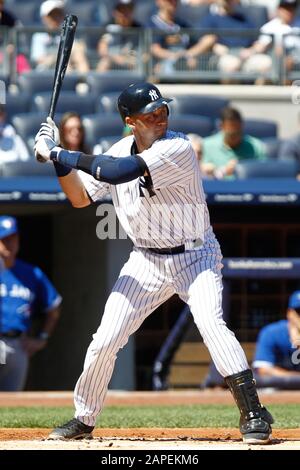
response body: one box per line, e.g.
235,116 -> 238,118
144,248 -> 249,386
117,82 -> 172,122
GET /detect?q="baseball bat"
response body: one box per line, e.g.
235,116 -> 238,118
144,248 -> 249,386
36,14 -> 78,162
48,14 -> 78,119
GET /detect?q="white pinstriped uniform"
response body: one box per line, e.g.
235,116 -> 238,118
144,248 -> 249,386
76,131 -> 248,426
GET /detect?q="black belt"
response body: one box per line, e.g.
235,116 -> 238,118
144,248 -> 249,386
0,330 -> 23,338
148,245 -> 185,255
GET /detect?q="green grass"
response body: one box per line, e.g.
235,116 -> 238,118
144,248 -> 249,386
0,404 -> 299,429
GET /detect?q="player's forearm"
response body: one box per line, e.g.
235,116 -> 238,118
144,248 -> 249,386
56,169 -> 91,208
51,149 -> 147,185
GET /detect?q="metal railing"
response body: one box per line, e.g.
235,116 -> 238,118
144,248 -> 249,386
1,25 -> 299,85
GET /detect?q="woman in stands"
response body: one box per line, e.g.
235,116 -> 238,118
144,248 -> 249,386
59,112 -> 91,154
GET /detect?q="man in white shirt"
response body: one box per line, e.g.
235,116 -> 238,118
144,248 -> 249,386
0,105 -> 29,162
240,0 -> 300,81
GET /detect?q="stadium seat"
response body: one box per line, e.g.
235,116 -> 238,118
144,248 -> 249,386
175,4 -> 210,27
94,136 -> 120,153
1,159 -> 55,177
243,119 -> 278,139
97,92 -> 120,114
5,93 -> 31,122
6,1 -> 40,26
17,72 -> 80,95
65,1 -> 100,26
133,2 -> 156,26
262,137 -> 283,160
85,72 -> 146,95
82,113 -> 124,147
168,115 -> 214,137
239,5 -> 269,29
235,159 -> 300,179
170,95 -> 230,120
32,92 -> 97,115
11,112 -> 61,142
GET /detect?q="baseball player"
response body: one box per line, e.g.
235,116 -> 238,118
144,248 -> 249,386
34,82 -> 273,444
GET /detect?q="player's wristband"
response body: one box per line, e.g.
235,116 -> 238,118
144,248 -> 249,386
53,161 -> 72,177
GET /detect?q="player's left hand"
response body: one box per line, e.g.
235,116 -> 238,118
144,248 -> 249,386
34,117 -> 60,163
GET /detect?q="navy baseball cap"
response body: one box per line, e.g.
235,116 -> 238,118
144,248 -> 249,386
0,216 -> 18,239
288,291 -> 300,310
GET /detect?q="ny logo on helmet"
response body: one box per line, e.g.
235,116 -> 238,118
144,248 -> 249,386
149,89 -> 159,101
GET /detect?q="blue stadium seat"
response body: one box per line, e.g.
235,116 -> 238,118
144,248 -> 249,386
235,159 -> 300,179
94,136 -> 120,153
168,115 -> 213,137
239,5 -> 269,29
133,2 -> 156,26
4,93 -> 31,122
243,119 -> 278,139
82,113 -> 124,147
171,95 -> 230,120
6,1 -> 41,26
65,1 -> 100,26
97,92 -> 120,114
17,72 -> 80,95
176,4 -> 210,27
32,92 -> 97,115
11,112 -> 61,142
85,72 -> 146,95
1,159 -> 56,177
262,137 -> 283,160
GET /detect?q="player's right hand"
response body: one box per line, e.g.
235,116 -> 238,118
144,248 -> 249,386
34,117 -> 60,163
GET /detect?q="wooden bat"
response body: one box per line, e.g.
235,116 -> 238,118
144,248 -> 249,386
48,14 -> 78,120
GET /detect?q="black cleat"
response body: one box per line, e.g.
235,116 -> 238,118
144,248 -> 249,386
241,407 -> 273,445
47,418 -> 94,440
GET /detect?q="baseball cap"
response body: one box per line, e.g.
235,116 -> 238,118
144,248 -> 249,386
0,216 -> 18,239
288,291 -> 300,309
40,0 -> 64,17
279,0 -> 298,8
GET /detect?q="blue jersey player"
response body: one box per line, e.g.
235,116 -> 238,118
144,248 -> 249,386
253,290 -> 300,389
0,216 -> 62,390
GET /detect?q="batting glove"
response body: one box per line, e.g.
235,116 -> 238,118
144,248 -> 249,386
34,117 -> 61,163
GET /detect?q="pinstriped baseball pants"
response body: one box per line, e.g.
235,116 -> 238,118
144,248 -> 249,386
74,233 -> 249,426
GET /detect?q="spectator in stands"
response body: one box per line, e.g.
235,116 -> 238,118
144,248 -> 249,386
0,0 -> 16,27
0,0 -> 30,74
97,0 -> 141,72
59,112 -> 91,154
0,104 -> 29,162
240,0 -> 300,84
187,133 -> 203,162
31,0 -> 89,72
279,113 -> 300,179
202,107 -> 266,179
0,215 -> 61,391
253,290 -> 300,390
147,0 -> 215,73
196,0 -> 263,77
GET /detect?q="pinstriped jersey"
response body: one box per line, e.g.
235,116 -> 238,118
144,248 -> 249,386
78,130 -> 212,248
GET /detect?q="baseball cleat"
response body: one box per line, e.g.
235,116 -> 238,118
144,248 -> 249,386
47,418 -> 94,440
240,415 -> 273,445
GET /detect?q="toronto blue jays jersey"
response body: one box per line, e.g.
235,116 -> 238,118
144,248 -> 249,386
253,320 -> 300,371
0,259 -> 61,333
